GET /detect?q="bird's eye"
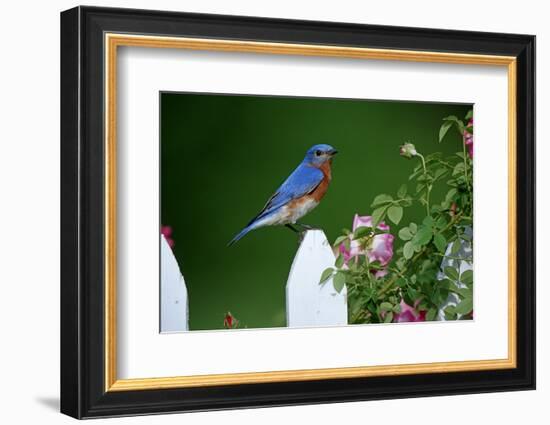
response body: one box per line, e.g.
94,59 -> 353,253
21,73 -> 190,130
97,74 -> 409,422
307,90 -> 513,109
315,150 -> 322,157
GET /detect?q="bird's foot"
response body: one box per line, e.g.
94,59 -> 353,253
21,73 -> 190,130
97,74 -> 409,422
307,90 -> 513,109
296,222 -> 320,231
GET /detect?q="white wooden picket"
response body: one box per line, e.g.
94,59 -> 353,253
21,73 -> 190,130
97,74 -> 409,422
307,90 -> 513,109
286,230 -> 348,328
160,235 -> 189,332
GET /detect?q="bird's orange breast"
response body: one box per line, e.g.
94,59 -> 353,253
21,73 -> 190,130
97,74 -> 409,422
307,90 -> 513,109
310,160 -> 332,202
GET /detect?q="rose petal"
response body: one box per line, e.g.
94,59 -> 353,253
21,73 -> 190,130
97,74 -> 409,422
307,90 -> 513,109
394,300 -> 426,322
367,233 -> 394,266
353,214 -> 372,230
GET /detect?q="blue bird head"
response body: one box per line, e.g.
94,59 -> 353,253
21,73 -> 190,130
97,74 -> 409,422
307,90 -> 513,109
303,144 -> 338,166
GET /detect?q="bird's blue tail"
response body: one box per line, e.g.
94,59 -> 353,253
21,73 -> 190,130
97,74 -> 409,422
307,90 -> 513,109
227,224 -> 254,246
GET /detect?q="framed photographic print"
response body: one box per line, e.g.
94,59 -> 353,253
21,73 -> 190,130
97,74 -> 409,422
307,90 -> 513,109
60,6 -> 536,419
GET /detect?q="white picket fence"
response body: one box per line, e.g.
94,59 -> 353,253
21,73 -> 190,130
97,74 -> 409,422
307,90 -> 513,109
160,228 -> 471,332
160,235 -> 188,332
160,230 -> 345,333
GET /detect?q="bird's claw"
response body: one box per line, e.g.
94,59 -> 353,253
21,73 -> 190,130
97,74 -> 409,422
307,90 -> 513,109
297,223 -> 320,231
286,223 -> 320,244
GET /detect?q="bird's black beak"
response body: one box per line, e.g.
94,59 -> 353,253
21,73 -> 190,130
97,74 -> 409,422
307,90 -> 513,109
329,149 -> 338,156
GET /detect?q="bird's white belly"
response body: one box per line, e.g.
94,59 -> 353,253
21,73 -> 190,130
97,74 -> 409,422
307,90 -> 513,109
252,198 -> 319,229
286,198 -> 319,223
271,198 -> 319,225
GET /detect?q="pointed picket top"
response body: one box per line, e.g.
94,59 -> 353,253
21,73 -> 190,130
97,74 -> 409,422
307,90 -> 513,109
160,235 -> 189,332
286,229 -> 348,328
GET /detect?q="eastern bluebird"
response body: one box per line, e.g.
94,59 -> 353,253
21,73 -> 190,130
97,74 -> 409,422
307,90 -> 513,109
229,144 -> 338,245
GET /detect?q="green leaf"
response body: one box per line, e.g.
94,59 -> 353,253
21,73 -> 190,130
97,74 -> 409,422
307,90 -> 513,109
367,301 -> 378,316
451,239 -> 461,254
335,254 -> 345,269
422,216 -> 435,227
403,241 -> 414,260
465,110 -> 473,120
319,268 -> 334,284
333,235 -> 348,247
333,272 -> 346,293
406,287 -> 417,303
450,287 -> 472,299
445,305 -> 456,315
383,312 -> 394,323
444,266 -> 459,281
345,272 -> 357,284
353,226 -> 371,239
350,298 -> 362,316
426,308 -> 438,321
409,222 -> 417,233
444,309 -> 457,321
371,206 -> 386,227
439,121 -> 453,142
443,115 -> 458,121
433,170 -> 447,182
455,297 -> 473,315
379,302 -> 393,312
412,225 -> 433,246
443,115 -> 465,133
453,162 -> 465,176
433,233 -> 447,253
397,184 -> 407,198
398,227 -> 413,241
460,269 -> 473,285
435,216 -> 447,229
347,259 -> 358,272
340,237 -> 351,252
371,194 -> 393,207
387,206 -> 403,225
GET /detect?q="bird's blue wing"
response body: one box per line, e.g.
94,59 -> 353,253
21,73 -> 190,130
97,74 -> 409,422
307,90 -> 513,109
251,164 -> 324,223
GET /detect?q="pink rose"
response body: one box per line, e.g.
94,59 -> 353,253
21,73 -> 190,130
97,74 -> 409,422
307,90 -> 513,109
394,300 -> 427,322
339,214 -> 394,277
161,225 -> 175,248
463,118 -> 473,159
223,312 -> 239,329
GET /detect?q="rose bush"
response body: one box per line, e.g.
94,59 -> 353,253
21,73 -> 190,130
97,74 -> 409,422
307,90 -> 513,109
320,110 -> 474,323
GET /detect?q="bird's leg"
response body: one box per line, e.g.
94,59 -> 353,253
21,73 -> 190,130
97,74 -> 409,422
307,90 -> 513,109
285,224 -> 300,233
286,223 -> 308,244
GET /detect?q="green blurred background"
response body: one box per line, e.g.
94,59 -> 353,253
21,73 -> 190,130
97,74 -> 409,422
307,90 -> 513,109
161,92 -> 470,331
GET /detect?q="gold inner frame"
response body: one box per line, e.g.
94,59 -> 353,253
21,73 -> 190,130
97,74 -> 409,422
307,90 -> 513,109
104,33 -> 517,392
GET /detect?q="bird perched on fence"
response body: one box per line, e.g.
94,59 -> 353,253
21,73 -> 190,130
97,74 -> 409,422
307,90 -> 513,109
228,144 -> 338,245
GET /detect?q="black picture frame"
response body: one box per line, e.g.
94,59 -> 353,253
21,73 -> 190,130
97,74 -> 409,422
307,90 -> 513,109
61,5 -> 535,419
